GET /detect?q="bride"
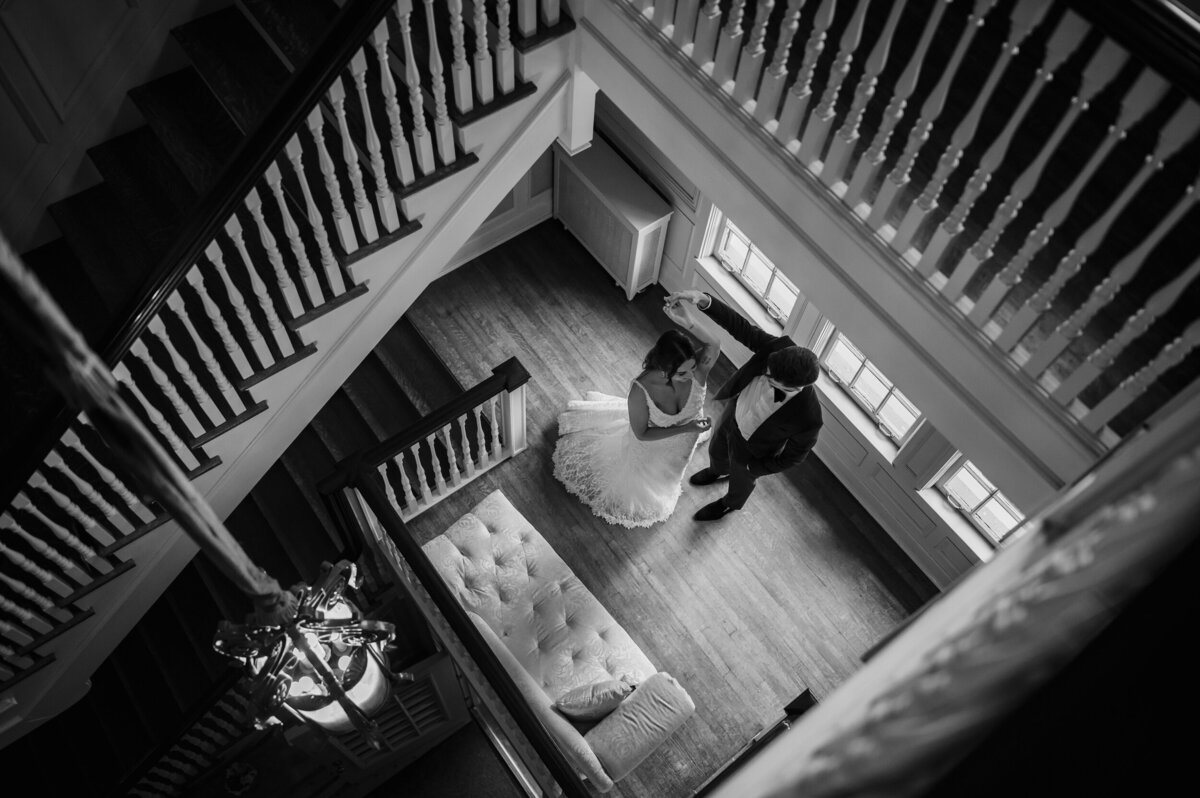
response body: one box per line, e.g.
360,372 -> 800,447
552,299 -> 720,527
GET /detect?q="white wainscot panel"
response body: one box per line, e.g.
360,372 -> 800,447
815,408 -> 869,470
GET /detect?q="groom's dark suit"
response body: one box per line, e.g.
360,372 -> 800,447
700,294 -> 823,509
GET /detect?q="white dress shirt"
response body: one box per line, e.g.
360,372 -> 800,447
735,374 -> 795,438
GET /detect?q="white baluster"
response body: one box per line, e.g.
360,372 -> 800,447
1025,178 -> 1199,377
0,592 -> 53,634
893,0 -> 1048,254
394,452 -> 418,509
424,0 -> 457,164
0,540 -> 71,598
1082,318 -> 1200,434
774,0 -> 835,147
1053,257 -> 1200,406
921,10 -> 1087,279
11,492 -> 101,567
2,511 -> 90,585
440,423 -> 461,486
128,339 -> 205,438
996,100 -> 1198,352
328,77 -> 379,243
147,316 -> 225,427
64,421 -> 155,524
868,0 -> 998,232
496,0 -> 515,94
456,413 -> 475,477
733,1 -> 776,107
283,137 -> 346,296
0,617 -> 33,648
378,462 -> 402,514
799,0 -> 872,167
713,0 -> 747,87
472,0 -> 495,105
306,107 -> 359,253
245,187 -> 305,317
349,50 -> 401,235
446,0 -> 473,114
426,432 -> 447,494
844,0 -> 949,209
954,38 -> 1128,310
397,6 -> 437,175
674,0 -> 702,49
969,68 -> 1170,329
263,163 -> 323,307
42,451 -> 132,536
653,0 -> 678,32
185,262 -> 254,381
113,361 -> 201,471
473,404 -> 490,467
488,395 -> 503,454
415,440 -> 436,500
370,21 -> 416,188
165,293 -> 247,416
28,470 -> 115,547
517,0 -> 536,38
692,0 -> 724,68
225,215 -> 296,357
822,0 -> 907,186
754,0 -> 805,125
204,240 -> 274,369
0,571 -> 67,620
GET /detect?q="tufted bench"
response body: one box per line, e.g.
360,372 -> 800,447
422,490 -> 695,792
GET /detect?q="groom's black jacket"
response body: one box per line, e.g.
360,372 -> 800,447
702,294 -> 823,476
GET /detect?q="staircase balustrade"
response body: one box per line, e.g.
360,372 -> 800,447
1,0 -> 550,694
617,0 -> 1200,451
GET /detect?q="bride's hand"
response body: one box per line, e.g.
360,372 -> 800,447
686,416 -> 712,433
663,299 -> 699,329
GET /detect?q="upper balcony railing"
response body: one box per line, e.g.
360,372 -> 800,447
619,0 -> 1200,453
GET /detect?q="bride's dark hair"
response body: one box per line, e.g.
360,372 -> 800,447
643,330 -> 697,382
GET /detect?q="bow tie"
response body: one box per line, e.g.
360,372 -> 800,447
773,388 -> 787,403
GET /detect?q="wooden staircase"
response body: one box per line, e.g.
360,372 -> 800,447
0,0 -> 576,784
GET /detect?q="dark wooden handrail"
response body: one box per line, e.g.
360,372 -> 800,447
2,0 -> 397,511
351,476 -> 593,798
319,357 -> 532,493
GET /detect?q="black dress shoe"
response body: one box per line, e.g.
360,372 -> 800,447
689,468 -> 729,486
694,499 -> 736,521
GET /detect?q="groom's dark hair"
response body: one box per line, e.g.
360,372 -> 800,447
644,330 -> 697,382
767,346 -> 820,389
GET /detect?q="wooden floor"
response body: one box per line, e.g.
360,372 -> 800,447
401,220 -> 938,797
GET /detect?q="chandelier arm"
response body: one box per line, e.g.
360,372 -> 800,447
286,625 -> 386,749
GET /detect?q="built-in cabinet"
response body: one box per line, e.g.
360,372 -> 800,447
553,136 -> 672,300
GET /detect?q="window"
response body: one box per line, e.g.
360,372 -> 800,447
713,217 -> 799,322
937,457 -> 1026,544
820,332 -> 923,442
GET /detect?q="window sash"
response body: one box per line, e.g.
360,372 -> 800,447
821,333 -> 921,442
714,218 -> 797,322
937,456 -> 1025,544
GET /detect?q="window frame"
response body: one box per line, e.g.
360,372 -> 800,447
818,331 -> 924,446
712,217 -> 798,323
934,454 -> 1026,545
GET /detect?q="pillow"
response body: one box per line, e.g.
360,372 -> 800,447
554,677 -> 637,721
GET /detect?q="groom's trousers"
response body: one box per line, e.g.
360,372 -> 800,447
707,402 -> 760,510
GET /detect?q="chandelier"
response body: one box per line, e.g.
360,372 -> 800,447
213,560 -> 405,748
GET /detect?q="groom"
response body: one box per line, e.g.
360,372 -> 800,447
666,290 -> 823,522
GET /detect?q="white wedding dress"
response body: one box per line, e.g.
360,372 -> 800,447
552,379 -> 708,528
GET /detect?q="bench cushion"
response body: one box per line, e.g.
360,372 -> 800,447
423,490 -> 656,700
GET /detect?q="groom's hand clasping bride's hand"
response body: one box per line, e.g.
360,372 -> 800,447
662,298 -> 701,329
665,290 -> 707,308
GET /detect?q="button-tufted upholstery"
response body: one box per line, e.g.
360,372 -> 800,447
423,490 -> 694,791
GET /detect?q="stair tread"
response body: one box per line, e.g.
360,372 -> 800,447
311,389 -> 380,461
88,659 -> 157,776
111,625 -> 191,731
342,352 -> 423,440
249,462 -> 340,583
279,427 -> 345,543
241,0 -> 340,69
128,68 -> 244,193
225,498 -> 304,588
378,316 -> 464,412
173,6 -> 291,134
87,126 -> 199,261
22,237 -> 113,347
141,599 -> 221,711
162,565 -> 230,681
47,184 -> 159,321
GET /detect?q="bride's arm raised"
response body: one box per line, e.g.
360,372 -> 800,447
664,300 -> 720,385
